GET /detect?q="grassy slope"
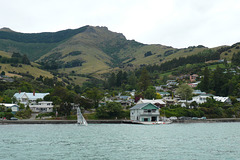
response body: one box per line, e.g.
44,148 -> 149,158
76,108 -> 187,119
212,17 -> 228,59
220,44 -> 240,60
0,51 -> 53,78
39,26 -> 127,75
0,63 -> 53,78
128,45 -> 207,67
0,39 -> 59,61
0,51 -> 11,58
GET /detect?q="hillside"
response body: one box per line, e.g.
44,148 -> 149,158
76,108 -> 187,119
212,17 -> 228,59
0,51 -> 54,79
0,25 -> 239,83
0,26 -> 88,60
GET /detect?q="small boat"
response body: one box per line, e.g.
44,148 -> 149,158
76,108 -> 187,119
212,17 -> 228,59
77,107 -> 88,126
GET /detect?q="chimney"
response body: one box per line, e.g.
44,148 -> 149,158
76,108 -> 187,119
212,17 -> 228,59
19,90 -> 21,94
33,90 -> 35,96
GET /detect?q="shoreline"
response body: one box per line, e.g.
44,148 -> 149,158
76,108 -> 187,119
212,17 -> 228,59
1,118 -> 240,124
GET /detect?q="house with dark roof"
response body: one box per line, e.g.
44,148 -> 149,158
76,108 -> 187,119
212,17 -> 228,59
130,103 -> 160,122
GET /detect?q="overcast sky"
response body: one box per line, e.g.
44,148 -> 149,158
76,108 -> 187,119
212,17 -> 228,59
1,0 -> 240,48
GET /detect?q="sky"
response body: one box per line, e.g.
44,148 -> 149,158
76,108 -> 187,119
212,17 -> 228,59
1,0 -> 240,48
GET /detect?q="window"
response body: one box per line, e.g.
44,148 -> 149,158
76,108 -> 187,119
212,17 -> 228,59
144,118 -> 149,121
152,109 -> 156,112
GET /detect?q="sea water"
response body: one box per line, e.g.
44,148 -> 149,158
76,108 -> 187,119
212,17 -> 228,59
0,123 -> 240,160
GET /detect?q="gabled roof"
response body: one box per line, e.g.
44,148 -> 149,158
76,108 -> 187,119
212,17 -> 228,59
13,92 -> 49,100
137,98 -> 166,105
213,96 -> 230,102
130,103 -> 158,110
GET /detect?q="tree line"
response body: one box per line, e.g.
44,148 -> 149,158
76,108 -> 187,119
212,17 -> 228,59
0,52 -> 31,65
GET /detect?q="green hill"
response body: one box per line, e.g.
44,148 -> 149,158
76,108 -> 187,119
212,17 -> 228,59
0,25 -> 239,82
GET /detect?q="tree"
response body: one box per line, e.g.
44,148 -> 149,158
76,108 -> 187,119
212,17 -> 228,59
0,105 -> 5,112
15,106 -> 32,119
199,67 -> 210,92
11,52 -> 22,58
116,71 -> 123,87
1,71 -> 5,76
127,72 -> 137,90
144,86 -> 156,99
73,94 -> 93,110
58,102 -> 72,117
176,83 -> 193,100
22,54 -> 31,65
190,101 -> 198,109
108,73 -> 116,88
139,67 -> 151,91
85,87 -> 104,108
96,102 -> 123,119
232,51 -> 240,66
212,65 -> 225,95
74,85 -> 81,94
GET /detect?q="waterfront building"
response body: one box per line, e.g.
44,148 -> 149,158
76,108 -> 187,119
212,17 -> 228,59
29,101 -> 53,113
130,103 -> 160,122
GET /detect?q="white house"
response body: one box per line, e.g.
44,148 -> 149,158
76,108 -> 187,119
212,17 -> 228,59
13,91 -> 50,106
192,95 -> 212,104
130,103 -> 160,122
13,91 -> 53,112
192,95 -> 231,104
213,96 -> 232,104
29,101 -> 53,113
137,98 -> 166,108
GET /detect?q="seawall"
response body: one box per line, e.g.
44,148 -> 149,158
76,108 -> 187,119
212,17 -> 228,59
1,118 -> 240,124
0,120 -> 132,124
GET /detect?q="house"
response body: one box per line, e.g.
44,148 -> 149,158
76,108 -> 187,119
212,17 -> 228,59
29,101 -> 53,113
192,95 -> 212,104
155,86 -> 162,91
188,82 -> 200,88
118,96 -> 131,101
190,74 -> 198,82
114,100 -> 132,108
236,98 -> 240,102
130,103 -> 160,122
192,90 -> 206,95
137,98 -> 166,108
0,75 -> 14,82
158,92 -> 170,97
166,80 -> 178,87
162,97 -> 179,106
213,96 -> 232,104
0,103 -> 19,114
13,91 -> 50,106
192,95 -> 231,104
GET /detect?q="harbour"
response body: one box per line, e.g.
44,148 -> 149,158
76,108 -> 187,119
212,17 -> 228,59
0,122 -> 240,160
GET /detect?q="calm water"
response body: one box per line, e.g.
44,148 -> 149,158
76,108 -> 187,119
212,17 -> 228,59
0,123 -> 240,160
